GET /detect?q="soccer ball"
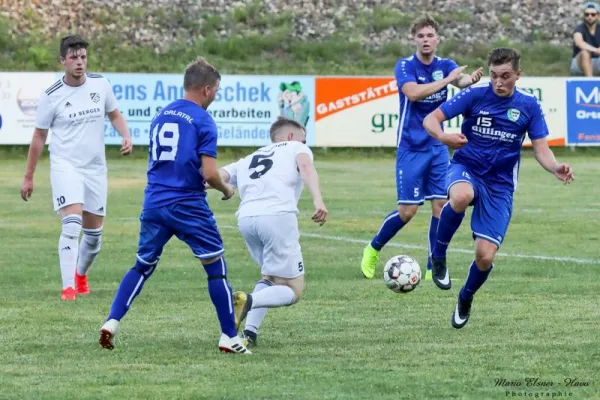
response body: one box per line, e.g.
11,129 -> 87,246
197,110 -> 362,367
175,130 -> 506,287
383,255 -> 421,293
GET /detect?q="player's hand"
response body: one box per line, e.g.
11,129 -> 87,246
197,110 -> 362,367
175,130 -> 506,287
20,176 -> 34,201
220,183 -> 235,200
121,136 -> 133,155
553,163 -> 574,184
441,133 -> 468,149
448,65 -> 468,82
470,67 -> 484,84
312,201 -> 328,226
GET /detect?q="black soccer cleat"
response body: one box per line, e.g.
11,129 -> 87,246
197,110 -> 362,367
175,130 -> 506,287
241,329 -> 258,348
431,257 -> 452,290
451,294 -> 473,329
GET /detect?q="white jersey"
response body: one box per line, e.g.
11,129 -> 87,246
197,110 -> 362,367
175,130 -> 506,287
223,141 -> 313,219
35,73 -> 118,174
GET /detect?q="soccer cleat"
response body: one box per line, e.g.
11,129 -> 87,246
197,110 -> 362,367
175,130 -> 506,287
75,272 -> 90,295
425,270 -> 433,282
451,294 -> 473,329
360,244 -> 380,279
431,257 -> 451,290
218,333 -> 252,354
241,329 -> 258,348
99,319 -> 120,350
233,291 -> 253,331
61,287 -> 77,301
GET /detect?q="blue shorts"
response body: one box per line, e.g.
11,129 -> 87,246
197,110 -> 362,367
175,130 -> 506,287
396,146 -> 449,205
447,162 -> 513,248
135,201 -> 224,266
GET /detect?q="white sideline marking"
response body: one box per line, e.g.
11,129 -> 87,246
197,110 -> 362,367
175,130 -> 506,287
220,226 -> 600,265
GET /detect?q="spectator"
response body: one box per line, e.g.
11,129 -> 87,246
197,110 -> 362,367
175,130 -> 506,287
571,2 -> 600,76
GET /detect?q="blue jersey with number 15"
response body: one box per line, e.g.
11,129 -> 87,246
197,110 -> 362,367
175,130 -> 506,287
143,99 -> 218,210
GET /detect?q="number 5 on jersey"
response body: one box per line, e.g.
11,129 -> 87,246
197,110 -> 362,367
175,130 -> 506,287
151,122 -> 180,161
249,152 -> 274,179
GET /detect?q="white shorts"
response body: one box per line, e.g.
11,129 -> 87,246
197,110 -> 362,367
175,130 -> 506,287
50,168 -> 107,216
570,56 -> 600,75
238,214 -> 304,279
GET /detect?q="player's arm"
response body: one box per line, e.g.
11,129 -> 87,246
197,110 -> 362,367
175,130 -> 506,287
296,152 -> 327,225
20,128 -> 49,201
106,109 -> 133,155
398,61 -> 466,102
202,155 -> 235,200
573,32 -> 600,55
423,109 -> 468,149
531,138 -> 574,184
205,167 -> 234,189
452,68 -> 484,89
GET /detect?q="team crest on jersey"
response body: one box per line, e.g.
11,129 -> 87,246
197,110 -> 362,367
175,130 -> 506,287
507,108 -> 521,122
432,70 -> 444,81
90,92 -> 100,103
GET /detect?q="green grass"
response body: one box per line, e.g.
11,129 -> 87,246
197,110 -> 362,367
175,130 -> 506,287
0,152 -> 598,399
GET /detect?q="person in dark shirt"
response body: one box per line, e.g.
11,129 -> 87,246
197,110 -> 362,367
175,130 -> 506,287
571,2 -> 600,76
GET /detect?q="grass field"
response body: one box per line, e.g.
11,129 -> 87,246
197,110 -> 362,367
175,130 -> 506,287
0,152 -> 598,399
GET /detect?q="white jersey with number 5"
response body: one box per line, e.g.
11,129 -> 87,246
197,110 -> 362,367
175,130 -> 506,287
35,73 -> 119,174
223,141 -> 313,219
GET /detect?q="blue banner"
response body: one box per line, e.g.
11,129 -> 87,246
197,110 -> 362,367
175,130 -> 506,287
100,73 -> 315,147
566,79 -> 600,145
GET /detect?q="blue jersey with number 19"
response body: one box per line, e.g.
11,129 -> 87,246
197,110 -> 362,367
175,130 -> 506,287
143,99 -> 218,210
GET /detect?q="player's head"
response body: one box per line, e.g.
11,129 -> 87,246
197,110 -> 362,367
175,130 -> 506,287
183,57 -> 221,109
487,47 -> 521,97
59,35 -> 89,80
583,2 -> 599,26
270,116 -> 306,144
410,15 -> 440,57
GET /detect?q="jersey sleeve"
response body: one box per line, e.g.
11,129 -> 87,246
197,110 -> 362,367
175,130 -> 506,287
527,99 -> 550,140
222,159 -> 242,187
440,87 -> 475,120
395,59 -> 417,89
34,93 -> 55,130
293,142 -> 314,161
197,120 -> 218,158
104,78 -> 119,113
445,58 -> 459,74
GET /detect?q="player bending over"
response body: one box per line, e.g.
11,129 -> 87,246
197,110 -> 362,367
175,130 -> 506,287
360,15 -> 483,284
20,35 -> 132,301
98,57 -> 250,354
212,117 -> 327,348
423,47 -> 574,328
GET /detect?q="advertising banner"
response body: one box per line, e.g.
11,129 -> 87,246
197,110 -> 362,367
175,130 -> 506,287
566,79 -> 600,146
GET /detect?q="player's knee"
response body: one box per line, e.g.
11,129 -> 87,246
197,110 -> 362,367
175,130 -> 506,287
449,191 -> 472,212
82,227 -> 103,253
474,251 -> 495,270
61,214 -> 82,239
397,205 -> 418,222
133,260 -> 158,279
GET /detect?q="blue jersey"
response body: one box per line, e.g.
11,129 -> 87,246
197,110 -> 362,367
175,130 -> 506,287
440,82 -> 549,190
395,54 -> 459,151
143,99 -> 218,209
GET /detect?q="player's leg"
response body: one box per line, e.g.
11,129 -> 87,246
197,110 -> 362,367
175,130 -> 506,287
76,173 -> 107,294
51,168 -> 85,300
99,208 -> 171,350
451,187 -> 512,329
430,163 -> 474,290
424,146 -> 450,281
360,148 -> 428,279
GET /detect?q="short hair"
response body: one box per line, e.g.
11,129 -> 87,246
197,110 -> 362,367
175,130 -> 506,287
410,14 -> 439,36
59,35 -> 89,58
269,116 -> 305,142
183,57 -> 221,91
487,48 -> 521,71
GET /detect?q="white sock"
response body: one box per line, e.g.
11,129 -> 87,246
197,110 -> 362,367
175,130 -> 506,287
244,279 -> 272,334
58,214 -> 82,289
251,285 -> 296,308
77,226 -> 103,276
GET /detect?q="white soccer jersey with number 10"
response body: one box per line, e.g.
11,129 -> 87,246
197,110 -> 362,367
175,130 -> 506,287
223,141 -> 314,219
35,73 -> 118,173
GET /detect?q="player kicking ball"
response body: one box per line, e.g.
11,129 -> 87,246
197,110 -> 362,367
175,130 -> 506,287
20,35 -> 132,301
209,117 -> 327,348
360,15 -> 483,283
423,47 -> 574,328
98,57 -> 250,354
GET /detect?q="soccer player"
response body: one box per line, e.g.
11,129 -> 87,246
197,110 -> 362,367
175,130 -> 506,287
212,117 -> 327,348
423,47 -> 574,328
360,15 -> 483,283
98,57 -> 250,354
20,35 -> 132,301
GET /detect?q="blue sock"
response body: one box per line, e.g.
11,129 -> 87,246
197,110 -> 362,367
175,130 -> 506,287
432,203 -> 465,258
460,260 -> 493,302
370,210 -> 406,251
108,262 -> 156,321
204,257 -> 237,338
427,215 -> 439,271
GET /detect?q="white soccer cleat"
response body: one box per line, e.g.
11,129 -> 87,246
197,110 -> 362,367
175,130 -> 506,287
99,319 -> 120,350
218,333 -> 252,354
